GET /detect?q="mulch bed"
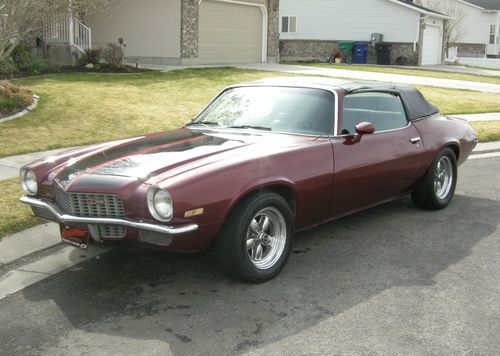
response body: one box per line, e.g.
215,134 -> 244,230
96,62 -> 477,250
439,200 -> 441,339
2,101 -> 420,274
0,64 -> 151,80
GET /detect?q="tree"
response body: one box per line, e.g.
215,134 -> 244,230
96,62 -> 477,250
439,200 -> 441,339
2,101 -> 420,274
0,0 -> 110,63
416,0 -> 465,52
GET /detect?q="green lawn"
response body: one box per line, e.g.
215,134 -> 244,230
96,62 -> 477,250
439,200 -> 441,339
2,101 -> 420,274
0,178 -> 42,238
0,68 -> 499,157
289,62 -> 500,85
1,67 -> 499,239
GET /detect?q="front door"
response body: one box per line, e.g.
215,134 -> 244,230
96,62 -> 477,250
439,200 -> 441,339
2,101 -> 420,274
328,92 -> 423,217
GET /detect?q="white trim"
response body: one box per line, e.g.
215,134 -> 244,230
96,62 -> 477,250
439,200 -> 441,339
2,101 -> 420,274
199,0 -> 267,63
386,0 -> 452,20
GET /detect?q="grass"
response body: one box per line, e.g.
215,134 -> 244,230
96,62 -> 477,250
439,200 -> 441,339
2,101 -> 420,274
415,86 -> 500,115
464,65 -> 500,72
469,121 -> 500,143
0,178 -> 42,238
0,68 -> 292,157
0,68 -> 499,157
0,67 -> 499,238
0,80 -> 33,117
289,62 -> 500,85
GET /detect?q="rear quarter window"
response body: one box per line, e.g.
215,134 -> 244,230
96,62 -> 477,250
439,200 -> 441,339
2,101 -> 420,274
342,92 -> 408,134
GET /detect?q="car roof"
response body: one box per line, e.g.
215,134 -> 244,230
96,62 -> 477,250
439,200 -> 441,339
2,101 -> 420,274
239,76 -> 439,121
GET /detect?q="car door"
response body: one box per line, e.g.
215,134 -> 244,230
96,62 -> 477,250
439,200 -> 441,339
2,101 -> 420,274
328,91 -> 423,218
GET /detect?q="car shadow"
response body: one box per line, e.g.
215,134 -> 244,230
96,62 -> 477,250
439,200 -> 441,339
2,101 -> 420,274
7,194 -> 499,354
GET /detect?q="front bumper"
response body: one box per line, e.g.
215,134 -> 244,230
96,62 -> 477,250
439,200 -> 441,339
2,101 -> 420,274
19,196 -> 199,236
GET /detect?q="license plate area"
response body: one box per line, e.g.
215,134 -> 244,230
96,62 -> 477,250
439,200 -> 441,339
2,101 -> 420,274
60,227 -> 89,249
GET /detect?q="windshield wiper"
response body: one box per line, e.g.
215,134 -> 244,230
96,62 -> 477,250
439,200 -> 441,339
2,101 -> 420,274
228,125 -> 272,131
186,121 -> 220,127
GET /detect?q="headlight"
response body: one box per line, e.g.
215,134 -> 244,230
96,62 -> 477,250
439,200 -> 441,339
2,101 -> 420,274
147,187 -> 173,222
20,168 -> 38,196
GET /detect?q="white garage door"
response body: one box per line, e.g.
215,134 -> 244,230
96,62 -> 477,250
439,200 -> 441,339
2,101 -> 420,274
199,0 -> 263,64
421,25 -> 442,65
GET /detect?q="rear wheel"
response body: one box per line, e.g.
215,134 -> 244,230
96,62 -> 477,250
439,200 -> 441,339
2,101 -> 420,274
215,192 -> 293,283
412,147 -> 457,210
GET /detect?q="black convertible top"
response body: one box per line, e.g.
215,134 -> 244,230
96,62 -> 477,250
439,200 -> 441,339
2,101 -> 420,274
244,77 -> 440,122
340,82 -> 440,122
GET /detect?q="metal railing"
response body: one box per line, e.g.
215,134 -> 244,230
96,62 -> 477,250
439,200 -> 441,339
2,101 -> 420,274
44,16 -> 91,55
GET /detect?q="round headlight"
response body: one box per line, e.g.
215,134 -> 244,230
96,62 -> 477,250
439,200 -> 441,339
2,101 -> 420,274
147,187 -> 173,222
20,168 -> 38,196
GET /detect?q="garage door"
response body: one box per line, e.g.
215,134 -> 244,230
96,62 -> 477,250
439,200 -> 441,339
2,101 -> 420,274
199,0 -> 263,64
421,26 -> 442,65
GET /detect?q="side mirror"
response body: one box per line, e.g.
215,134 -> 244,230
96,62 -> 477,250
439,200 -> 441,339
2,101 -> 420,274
344,122 -> 375,145
355,122 -> 375,135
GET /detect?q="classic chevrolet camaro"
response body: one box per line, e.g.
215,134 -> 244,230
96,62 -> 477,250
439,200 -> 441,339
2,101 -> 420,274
20,77 -> 477,282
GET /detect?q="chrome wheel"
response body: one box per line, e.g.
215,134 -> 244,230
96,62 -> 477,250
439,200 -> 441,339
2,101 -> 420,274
434,156 -> 453,199
246,207 -> 287,270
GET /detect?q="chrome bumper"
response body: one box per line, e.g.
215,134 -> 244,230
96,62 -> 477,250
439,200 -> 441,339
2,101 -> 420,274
19,196 -> 198,235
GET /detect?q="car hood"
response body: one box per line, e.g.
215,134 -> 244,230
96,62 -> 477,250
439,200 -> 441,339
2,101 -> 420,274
53,128 -> 272,191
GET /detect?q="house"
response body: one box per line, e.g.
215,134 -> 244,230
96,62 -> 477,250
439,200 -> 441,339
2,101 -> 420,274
89,0 -> 282,65
419,0 -> 500,58
279,0 -> 450,65
44,0 -> 280,66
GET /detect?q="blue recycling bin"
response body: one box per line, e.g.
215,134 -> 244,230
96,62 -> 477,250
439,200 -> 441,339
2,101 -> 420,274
353,43 -> 368,64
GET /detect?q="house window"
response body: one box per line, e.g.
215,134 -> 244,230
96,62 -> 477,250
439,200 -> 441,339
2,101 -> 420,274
281,16 -> 297,33
490,25 -> 496,45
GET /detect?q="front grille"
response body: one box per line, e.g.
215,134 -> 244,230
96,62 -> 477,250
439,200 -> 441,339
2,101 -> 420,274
54,183 -> 126,238
97,225 -> 126,239
54,183 -> 125,218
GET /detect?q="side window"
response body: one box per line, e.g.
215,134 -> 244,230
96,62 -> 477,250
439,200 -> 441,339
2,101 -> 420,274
342,92 -> 408,134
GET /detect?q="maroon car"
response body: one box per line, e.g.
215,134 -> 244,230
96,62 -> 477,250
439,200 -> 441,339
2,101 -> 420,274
19,77 -> 477,282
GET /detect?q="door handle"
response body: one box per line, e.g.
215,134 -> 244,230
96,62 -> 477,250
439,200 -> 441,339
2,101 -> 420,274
410,137 -> 421,144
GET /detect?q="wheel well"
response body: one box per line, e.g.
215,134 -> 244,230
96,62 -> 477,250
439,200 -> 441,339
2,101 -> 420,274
447,144 -> 460,161
233,185 -> 297,214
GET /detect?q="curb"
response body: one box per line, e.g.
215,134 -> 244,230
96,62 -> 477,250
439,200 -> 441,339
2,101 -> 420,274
0,94 -> 39,124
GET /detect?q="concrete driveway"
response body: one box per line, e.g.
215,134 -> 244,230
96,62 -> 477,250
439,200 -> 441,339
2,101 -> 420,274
0,156 -> 499,355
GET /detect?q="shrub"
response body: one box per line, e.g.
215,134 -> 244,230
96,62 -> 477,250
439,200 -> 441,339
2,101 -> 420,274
101,42 -> 125,68
0,81 -> 33,114
80,48 -> 102,66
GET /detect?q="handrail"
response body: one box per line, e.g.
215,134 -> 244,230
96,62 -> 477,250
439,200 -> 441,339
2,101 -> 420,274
44,16 -> 91,55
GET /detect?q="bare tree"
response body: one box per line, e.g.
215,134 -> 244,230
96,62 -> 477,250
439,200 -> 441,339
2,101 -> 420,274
0,0 -> 110,63
416,0 -> 465,51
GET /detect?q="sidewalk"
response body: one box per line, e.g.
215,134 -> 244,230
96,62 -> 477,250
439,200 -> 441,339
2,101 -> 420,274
451,112 -> 500,122
0,148 -> 69,181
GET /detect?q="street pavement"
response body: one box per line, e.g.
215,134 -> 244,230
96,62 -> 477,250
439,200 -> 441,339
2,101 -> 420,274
0,156 -> 498,355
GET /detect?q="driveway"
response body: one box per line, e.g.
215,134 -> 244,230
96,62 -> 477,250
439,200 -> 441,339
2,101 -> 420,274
237,63 -> 500,94
0,156 -> 499,355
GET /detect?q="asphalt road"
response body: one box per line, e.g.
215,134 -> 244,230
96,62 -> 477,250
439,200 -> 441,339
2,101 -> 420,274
1,157 -> 499,355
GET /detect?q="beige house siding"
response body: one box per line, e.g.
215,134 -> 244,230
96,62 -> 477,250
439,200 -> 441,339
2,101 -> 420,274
87,0 -> 181,65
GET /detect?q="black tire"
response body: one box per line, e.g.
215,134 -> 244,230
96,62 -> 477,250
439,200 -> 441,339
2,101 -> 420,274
411,147 -> 457,210
215,191 -> 294,283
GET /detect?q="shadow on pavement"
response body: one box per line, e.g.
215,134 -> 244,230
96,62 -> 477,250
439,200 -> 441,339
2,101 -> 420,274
1,194 -> 498,354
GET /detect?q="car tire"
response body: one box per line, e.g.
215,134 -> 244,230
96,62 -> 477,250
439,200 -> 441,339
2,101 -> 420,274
215,191 -> 294,283
411,147 -> 457,210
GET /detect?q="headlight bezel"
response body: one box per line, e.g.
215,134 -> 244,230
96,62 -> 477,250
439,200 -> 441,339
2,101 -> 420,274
147,186 -> 174,222
20,168 -> 38,196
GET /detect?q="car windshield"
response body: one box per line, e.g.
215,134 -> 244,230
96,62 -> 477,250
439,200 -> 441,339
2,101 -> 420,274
189,87 -> 335,135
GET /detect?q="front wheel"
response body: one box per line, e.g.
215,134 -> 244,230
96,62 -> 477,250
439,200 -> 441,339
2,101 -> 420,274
411,147 -> 457,210
215,192 -> 293,283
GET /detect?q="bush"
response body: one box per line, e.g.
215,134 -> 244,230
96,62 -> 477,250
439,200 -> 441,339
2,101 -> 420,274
101,42 -> 125,68
0,81 -> 33,114
6,44 -> 59,75
80,48 -> 102,66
